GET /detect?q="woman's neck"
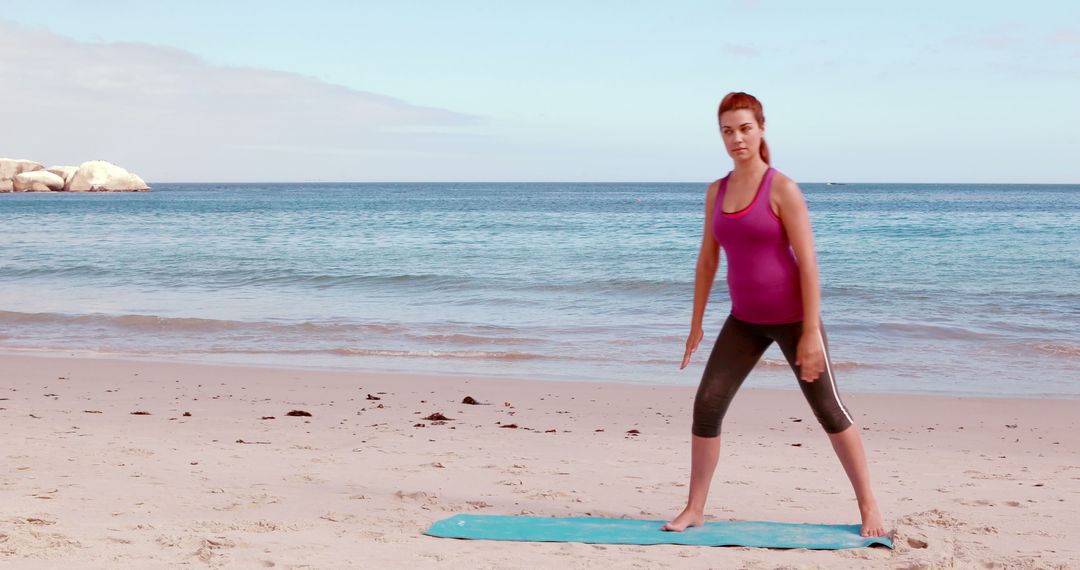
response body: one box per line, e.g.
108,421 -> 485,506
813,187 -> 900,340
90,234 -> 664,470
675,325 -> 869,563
731,157 -> 769,180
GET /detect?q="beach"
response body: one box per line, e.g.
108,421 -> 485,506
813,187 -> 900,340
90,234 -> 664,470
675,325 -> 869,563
2,352 -> 1076,568
5,3 -> 1079,567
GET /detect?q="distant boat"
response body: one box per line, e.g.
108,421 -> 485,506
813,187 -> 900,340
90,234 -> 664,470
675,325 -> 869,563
825,182 -> 847,186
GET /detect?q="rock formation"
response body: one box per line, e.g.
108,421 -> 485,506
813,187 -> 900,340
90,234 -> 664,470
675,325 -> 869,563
46,165 -> 78,186
1,158 -> 44,191
0,158 -> 44,180
65,161 -> 150,192
13,170 -> 65,192
0,158 -> 149,192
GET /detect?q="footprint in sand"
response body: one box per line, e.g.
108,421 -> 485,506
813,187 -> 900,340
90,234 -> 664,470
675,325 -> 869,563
195,520 -> 292,533
194,536 -> 236,565
119,447 -> 155,457
19,517 -> 56,526
283,473 -> 326,484
897,509 -> 965,529
319,512 -> 356,523
0,526 -> 83,558
526,490 -> 581,502
394,490 -> 438,505
211,493 -> 282,512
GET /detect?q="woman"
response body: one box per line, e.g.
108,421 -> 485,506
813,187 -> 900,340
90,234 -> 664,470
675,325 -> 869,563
662,92 -> 886,537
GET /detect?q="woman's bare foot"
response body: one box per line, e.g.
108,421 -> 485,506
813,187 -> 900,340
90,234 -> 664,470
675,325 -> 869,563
859,502 -> 886,537
661,507 -> 704,532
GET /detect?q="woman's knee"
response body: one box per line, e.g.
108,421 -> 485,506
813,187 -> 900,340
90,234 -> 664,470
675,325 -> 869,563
691,420 -> 722,438
816,405 -> 853,434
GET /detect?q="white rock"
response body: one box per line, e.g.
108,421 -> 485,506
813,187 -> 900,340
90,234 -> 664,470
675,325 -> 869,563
0,158 -> 44,181
46,165 -> 78,185
65,161 -> 150,192
0,179 -> 13,193
14,170 -> 66,192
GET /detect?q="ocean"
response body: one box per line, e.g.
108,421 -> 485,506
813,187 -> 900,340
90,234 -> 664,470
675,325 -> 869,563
1,182 -> 1077,397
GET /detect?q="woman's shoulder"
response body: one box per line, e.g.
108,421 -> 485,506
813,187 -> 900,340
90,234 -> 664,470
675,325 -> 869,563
769,167 -> 796,186
704,176 -> 729,213
706,175 -> 726,197
769,168 -> 802,197
708,171 -> 732,192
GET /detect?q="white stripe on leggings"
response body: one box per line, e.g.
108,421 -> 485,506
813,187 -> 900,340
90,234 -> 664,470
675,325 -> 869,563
819,334 -> 854,426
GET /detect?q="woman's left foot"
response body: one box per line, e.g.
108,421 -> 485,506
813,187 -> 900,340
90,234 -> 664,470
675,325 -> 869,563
859,503 -> 886,537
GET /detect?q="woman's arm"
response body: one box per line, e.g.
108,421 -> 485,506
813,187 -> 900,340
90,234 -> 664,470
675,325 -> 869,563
681,180 -> 723,369
773,175 -> 826,381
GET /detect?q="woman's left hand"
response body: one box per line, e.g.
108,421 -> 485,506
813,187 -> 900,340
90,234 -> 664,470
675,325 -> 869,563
796,329 -> 825,382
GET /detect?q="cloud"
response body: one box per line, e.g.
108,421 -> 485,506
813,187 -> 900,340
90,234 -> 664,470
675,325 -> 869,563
988,62 -> 1066,78
972,32 -> 1023,50
948,25 -> 1080,53
0,20 -> 480,181
721,42 -> 760,58
1051,28 -> 1080,45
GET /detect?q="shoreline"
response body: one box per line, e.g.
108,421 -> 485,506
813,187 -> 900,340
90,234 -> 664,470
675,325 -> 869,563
2,346 -> 1077,402
1,352 -> 1077,567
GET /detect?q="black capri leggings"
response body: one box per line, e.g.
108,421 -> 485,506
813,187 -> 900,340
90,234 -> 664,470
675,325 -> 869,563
692,314 -> 854,437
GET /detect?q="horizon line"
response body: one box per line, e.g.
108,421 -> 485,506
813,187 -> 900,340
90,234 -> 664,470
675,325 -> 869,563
141,180 -> 1080,186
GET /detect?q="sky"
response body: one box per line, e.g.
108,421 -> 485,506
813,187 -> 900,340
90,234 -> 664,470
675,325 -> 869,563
1,1 -> 1078,183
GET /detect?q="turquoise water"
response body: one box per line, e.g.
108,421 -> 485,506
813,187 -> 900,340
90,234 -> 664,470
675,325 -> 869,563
1,182 -> 1077,397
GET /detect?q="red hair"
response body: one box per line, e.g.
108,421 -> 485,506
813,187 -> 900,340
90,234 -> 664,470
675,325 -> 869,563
718,92 -> 770,165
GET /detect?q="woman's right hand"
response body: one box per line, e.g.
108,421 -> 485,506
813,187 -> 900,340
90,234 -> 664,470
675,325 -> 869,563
680,327 -> 704,369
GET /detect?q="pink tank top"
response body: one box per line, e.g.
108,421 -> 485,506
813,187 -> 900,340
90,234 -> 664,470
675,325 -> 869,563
712,167 -> 804,324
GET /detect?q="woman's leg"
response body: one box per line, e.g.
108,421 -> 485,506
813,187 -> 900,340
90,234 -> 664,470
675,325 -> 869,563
772,323 -> 887,536
663,315 -> 771,531
827,425 -> 886,536
660,434 -> 722,532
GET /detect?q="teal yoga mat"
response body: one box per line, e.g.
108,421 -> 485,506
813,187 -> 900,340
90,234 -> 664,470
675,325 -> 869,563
424,514 -> 893,550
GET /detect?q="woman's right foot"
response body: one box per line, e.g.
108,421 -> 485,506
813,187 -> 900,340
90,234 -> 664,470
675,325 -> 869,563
859,501 -> 887,537
661,508 -> 704,532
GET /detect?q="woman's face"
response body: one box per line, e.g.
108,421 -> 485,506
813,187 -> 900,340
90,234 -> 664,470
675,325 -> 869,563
719,109 -> 763,163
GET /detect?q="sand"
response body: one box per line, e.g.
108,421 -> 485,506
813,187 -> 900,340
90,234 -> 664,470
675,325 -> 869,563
0,352 -> 1076,568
